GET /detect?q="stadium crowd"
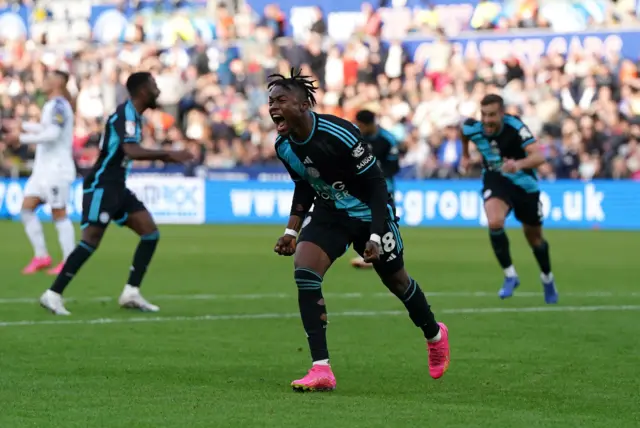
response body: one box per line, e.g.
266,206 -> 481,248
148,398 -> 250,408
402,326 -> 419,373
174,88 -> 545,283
1,0 -> 640,180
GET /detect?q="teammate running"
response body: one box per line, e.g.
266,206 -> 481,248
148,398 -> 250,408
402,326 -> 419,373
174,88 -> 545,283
461,94 -> 558,304
39,71 -> 193,315
269,69 -> 450,391
5,70 -> 76,275
350,109 -> 400,269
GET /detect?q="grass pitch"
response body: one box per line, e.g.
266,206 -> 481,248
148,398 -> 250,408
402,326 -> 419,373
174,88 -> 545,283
0,223 -> 638,427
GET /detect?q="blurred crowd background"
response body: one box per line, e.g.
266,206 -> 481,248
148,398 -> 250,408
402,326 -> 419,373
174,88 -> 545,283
2,0 -> 640,180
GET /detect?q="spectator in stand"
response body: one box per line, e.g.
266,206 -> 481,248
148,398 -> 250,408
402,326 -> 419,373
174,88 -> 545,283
2,0 -> 640,181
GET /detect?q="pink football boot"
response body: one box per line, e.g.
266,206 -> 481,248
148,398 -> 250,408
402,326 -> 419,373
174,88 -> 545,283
47,262 -> 65,275
22,256 -> 52,274
427,322 -> 450,379
291,364 -> 336,392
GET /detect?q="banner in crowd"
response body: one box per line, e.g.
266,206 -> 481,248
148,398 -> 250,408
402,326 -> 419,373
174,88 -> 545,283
405,29 -> 630,65
0,178 -> 637,230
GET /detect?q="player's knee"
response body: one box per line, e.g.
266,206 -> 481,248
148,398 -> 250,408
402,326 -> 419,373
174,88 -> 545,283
51,208 -> 67,222
81,228 -> 105,248
487,217 -> 506,230
140,230 -> 160,241
21,197 -> 40,211
524,227 -> 543,247
379,268 -> 410,297
294,267 -> 324,290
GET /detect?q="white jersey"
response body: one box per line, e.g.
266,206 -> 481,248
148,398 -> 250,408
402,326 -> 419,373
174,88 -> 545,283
20,96 -> 76,181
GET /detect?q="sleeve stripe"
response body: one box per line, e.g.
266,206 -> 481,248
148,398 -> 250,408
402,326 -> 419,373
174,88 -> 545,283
522,138 -> 536,147
318,125 -> 356,148
356,157 -> 377,175
318,119 -> 358,146
124,103 -> 137,121
462,125 -> 482,136
379,130 -> 397,146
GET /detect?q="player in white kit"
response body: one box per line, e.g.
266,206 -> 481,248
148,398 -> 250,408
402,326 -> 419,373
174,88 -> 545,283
6,71 -> 77,275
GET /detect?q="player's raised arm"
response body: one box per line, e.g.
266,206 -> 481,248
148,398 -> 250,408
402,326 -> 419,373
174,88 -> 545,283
117,119 -> 192,164
15,100 -> 66,145
21,122 -> 45,133
505,121 -> 545,173
120,140 -> 193,163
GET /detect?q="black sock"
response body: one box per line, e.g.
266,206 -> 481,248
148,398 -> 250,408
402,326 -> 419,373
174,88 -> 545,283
532,240 -> 552,275
489,228 -> 513,269
399,278 -> 440,340
50,241 -> 95,295
295,267 -> 329,362
127,231 -> 160,288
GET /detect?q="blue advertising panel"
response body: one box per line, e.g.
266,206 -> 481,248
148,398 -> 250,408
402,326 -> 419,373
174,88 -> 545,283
404,29 -> 632,65
0,178 -> 636,230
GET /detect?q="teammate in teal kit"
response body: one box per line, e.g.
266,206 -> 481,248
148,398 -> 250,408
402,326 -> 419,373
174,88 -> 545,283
461,94 -> 558,304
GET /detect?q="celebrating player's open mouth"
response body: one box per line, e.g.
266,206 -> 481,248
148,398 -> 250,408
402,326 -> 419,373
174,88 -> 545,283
270,113 -> 288,135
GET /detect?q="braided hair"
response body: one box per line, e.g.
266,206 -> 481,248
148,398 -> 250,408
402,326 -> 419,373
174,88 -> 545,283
267,68 -> 318,107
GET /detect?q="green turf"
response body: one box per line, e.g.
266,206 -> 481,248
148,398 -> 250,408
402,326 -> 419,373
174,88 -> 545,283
0,222 -> 638,428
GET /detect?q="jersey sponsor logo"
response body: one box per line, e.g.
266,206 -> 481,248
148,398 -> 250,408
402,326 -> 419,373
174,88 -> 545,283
389,146 -> 399,155
125,121 -> 136,137
519,126 -> 533,140
306,167 -> 320,178
311,181 -> 350,201
352,144 -> 365,158
483,189 -> 492,200
356,154 -> 374,170
303,156 -> 313,164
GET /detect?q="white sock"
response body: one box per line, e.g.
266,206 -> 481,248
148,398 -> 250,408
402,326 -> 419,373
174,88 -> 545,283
541,272 -> 554,283
312,359 -> 330,366
504,265 -> 517,278
54,218 -> 76,260
427,330 -> 442,343
21,210 -> 48,258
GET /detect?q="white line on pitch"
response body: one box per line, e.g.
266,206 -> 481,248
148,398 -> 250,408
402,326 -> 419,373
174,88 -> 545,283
0,290 -> 636,305
1,305 -> 639,328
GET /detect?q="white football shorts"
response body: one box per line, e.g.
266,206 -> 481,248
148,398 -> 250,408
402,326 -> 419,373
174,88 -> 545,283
24,176 -> 73,209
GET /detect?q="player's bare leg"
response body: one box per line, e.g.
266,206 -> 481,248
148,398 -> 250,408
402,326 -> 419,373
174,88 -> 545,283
48,207 -> 76,275
523,224 -> 558,304
42,226 -> 106,315
376,265 -> 450,379
485,198 -> 519,298
118,209 -> 160,312
290,242 -> 336,392
21,196 -> 51,274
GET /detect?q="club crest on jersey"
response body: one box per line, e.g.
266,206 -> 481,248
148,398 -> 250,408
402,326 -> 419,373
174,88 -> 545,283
306,167 -> 320,178
125,121 -> 136,137
352,144 -> 365,158
490,140 -> 500,155
519,127 -> 533,140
